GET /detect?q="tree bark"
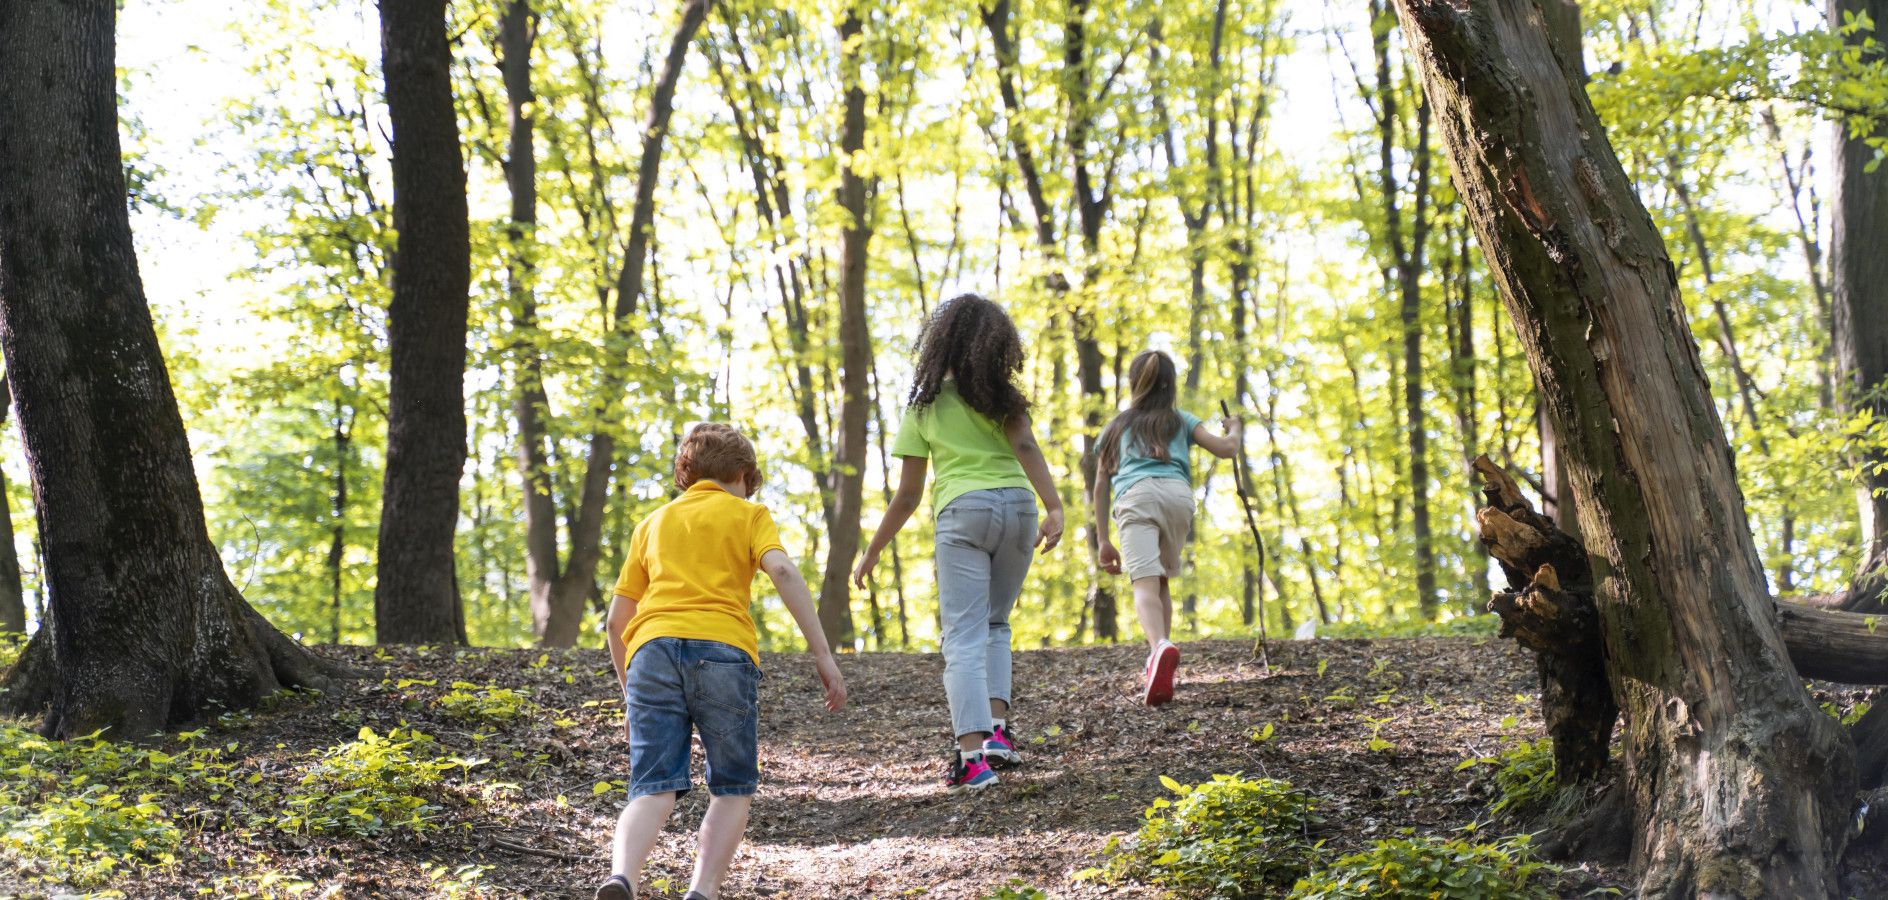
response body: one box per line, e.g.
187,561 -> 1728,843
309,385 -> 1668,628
1394,1 -> 1855,894
1831,0 -> 1888,615
0,0 -> 339,737
375,0 -> 472,645
0,377 -> 24,634
816,2 -> 872,650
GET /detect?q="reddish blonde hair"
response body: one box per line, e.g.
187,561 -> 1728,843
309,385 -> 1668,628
674,423 -> 762,494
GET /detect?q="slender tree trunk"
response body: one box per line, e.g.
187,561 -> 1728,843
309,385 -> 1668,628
981,0 -> 1110,637
0,0 -> 338,737
0,377 -> 24,634
538,0 -> 707,647
375,0 -> 471,645
497,0 -> 566,645
1372,2 -> 1438,619
1066,0 -> 1117,643
817,2 -> 871,650
329,408 -> 351,644
1832,0 -> 1888,614
1395,1 -> 1854,893
497,0 -> 596,647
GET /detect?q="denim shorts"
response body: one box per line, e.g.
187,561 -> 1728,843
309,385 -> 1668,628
625,637 -> 761,799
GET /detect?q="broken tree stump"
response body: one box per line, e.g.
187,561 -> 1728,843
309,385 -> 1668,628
1473,455 -> 1615,785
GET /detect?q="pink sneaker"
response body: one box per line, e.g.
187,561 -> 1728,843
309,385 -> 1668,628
983,723 -> 1021,768
1143,641 -> 1180,707
946,751 -> 999,792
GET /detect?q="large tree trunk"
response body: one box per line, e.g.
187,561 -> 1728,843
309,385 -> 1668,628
1393,1 -> 1855,894
374,0 -> 472,645
1831,0 -> 1888,615
0,377 -> 24,634
0,0 -> 338,738
815,3 -> 871,650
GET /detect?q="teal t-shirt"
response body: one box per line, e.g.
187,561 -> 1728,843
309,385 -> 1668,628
890,383 -> 1032,515
1111,410 -> 1203,500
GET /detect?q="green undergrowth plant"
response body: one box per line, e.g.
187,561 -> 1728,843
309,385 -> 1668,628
1460,739 -> 1583,825
981,881 -> 1053,900
0,725 -> 234,887
433,681 -> 532,724
1,786 -> 181,886
1488,740 -> 1558,817
0,629 -> 26,671
1099,774 -> 1325,897
277,726 -> 481,837
1287,833 -> 1558,899
199,866 -> 319,898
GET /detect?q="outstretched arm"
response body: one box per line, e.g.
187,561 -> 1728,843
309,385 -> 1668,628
1005,414 -> 1064,550
1193,416 -> 1244,460
761,549 -> 847,712
852,455 -> 927,588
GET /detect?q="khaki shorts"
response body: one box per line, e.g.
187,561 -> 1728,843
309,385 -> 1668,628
1113,477 -> 1194,581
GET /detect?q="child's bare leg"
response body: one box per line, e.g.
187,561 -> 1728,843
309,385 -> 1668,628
688,794 -> 753,899
1133,576 -> 1167,648
989,697 -> 1009,720
612,792 -> 677,885
1159,577 -> 1174,641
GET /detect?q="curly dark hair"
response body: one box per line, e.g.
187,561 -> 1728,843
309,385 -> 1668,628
906,293 -> 1031,423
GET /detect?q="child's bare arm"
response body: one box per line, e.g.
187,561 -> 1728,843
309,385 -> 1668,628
605,592 -> 637,743
1094,468 -> 1122,574
852,456 -> 927,588
605,592 -> 637,689
1193,417 -> 1244,460
1004,414 -> 1065,550
761,549 -> 848,712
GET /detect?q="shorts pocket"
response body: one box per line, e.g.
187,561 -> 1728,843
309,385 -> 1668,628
693,658 -> 760,732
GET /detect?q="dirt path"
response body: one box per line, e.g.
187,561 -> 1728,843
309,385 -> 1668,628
4,636 -> 1560,898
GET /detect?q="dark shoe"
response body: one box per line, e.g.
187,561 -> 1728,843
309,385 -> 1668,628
684,893 -> 711,900
596,874 -> 635,900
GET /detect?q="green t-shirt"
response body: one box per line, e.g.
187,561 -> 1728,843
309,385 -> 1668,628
1111,410 -> 1203,501
891,384 -> 1032,515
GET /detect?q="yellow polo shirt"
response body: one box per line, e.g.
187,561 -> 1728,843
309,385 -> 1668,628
613,480 -> 785,667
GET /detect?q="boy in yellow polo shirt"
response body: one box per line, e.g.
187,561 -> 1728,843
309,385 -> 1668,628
596,424 -> 846,900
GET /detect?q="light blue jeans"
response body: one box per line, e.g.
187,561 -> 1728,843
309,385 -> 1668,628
935,487 -> 1037,739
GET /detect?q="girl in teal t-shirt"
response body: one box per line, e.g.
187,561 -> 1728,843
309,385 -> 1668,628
1093,350 -> 1242,706
853,294 -> 1064,793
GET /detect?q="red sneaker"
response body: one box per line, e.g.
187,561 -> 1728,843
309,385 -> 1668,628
1143,641 -> 1180,707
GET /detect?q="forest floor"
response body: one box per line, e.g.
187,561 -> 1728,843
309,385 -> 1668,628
4,635 -> 1878,899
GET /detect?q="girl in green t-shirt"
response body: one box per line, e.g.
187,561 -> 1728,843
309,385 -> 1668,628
853,293 -> 1064,793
